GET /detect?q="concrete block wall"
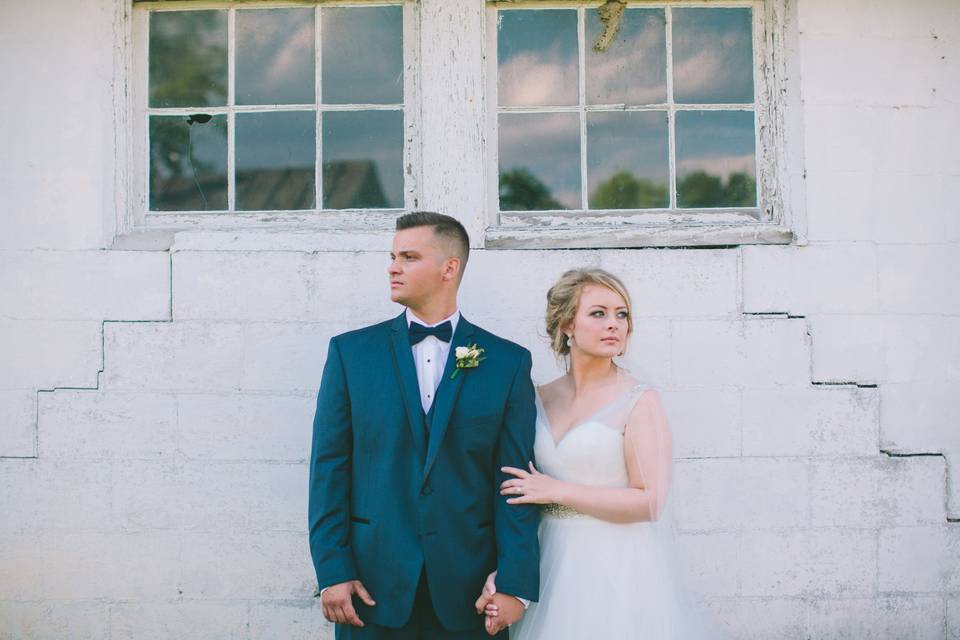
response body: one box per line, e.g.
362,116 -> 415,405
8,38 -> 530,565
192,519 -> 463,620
2,0 -> 958,638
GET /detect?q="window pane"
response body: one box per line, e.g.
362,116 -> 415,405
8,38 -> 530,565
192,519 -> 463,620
149,115 -> 228,211
673,8 -> 754,104
236,112 -> 316,211
676,110 -> 756,208
498,10 -> 578,107
586,8 -> 666,105
587,112 -> 668,209
149,11 -> 227,108
322,111 -> 403,209
499,113 -> 580,210
322,6 -> 403,105
236,8 -> 315,106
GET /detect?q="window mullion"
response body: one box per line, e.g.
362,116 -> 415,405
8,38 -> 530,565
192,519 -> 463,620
577,6 -> 588,211
665,4 -> 676,210
315,4 -> 323,211
227,7 -> 236,212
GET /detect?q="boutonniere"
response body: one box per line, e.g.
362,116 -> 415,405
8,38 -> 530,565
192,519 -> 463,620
451,343 -> 485,379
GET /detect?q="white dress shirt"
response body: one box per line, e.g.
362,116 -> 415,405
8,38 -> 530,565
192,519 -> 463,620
406,308 -> 460,413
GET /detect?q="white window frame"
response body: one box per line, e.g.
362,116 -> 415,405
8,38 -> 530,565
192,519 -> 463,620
121,0 -> 422,243
112,0 -> 800,250
482,0 -> 799,248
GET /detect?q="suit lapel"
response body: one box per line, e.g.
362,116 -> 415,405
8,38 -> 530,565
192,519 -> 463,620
388,312 -> 427,463
422,316 -> 476,481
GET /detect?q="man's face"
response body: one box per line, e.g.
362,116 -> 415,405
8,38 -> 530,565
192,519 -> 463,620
388,226 -> 448,307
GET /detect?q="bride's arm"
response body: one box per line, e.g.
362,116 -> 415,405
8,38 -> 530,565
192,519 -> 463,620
501,390 -> 673,524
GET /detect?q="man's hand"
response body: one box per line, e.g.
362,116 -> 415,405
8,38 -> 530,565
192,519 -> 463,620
483,592 -> 524,636
321,580 -> 375,627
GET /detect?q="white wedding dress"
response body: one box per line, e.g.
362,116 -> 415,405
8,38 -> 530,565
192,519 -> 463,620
509,384 -> 724,640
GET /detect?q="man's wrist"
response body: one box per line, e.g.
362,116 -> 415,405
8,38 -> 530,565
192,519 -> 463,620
514,596 -> 530,609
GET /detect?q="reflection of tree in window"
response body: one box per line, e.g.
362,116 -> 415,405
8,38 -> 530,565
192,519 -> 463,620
677,171 -> 756,208
499,169 -> 565,211
590,172 -> 668,209
149,11 -> 227,108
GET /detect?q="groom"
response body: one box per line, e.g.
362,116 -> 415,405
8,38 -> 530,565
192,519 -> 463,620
308,211 -> 540,638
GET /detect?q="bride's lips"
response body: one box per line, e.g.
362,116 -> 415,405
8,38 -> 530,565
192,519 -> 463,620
601,336 -> 620,344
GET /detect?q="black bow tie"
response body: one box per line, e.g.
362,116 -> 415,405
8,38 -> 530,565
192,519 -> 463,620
408,320 -> 453,345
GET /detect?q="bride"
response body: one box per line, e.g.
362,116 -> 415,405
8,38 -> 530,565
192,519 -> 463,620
476,268 -> 724,639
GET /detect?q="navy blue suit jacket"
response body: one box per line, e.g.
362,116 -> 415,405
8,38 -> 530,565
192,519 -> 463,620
308,312 -> 540,631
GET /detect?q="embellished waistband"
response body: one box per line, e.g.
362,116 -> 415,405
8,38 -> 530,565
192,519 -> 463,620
540,503 -> 588,519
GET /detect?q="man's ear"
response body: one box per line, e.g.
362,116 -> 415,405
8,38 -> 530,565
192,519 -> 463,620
442,257 -> 462,282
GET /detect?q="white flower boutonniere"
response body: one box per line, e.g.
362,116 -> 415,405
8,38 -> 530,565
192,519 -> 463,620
451,343 -> 485,379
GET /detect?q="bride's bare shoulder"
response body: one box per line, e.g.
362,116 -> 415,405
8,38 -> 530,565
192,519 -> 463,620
536,377 -> 568,404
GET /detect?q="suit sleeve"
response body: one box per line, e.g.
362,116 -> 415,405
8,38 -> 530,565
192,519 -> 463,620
493,349 -> 541,602
307,337 -> 358,590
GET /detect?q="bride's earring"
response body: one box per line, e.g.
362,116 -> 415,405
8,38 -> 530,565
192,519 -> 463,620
565,333 -> 573,348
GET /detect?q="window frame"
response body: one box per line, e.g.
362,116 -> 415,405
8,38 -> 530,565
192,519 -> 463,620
125,0 -> 421,235
483,0 -> 797,248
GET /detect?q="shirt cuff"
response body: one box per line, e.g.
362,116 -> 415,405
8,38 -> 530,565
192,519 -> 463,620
515,596 -> 530,609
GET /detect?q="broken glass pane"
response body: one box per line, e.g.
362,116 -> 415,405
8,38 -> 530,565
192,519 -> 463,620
236,8 -> 315,106
322,6 -> 403,104
149,115 -> 228,211
673,8 -> 754,104
322,110 -> 403,209
499,112 -> 580,210
586,8 -> 666,105
235,111 -> 316,211
675,110 -> 756,208
498,10 -> 578,107
149,10 -> 227,108
587,112 -> 669,209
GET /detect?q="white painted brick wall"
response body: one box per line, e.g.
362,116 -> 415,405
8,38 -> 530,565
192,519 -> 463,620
740,528 -> 877,597
743,386 -> 879,457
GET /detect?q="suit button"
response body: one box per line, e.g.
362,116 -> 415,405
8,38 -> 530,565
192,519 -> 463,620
421,484 -> 433,496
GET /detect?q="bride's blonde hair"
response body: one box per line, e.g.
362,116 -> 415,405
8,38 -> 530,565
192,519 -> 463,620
545,268 -> 634,357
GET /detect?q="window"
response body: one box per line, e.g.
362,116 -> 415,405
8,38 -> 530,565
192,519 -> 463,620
485,1 -> 794,248
132,2 -> 409,218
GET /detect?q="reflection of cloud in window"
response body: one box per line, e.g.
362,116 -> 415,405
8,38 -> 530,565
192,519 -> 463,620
673,8 -> 753,104
586,9 -> 666,105
322,6 -> 403,104
499,48 -> 578,106
236,9 -> 314,105
677,153 -> 755,181
263,23 -> 314,90
498,10 -> 578,106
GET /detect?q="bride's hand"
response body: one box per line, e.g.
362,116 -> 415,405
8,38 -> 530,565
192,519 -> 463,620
474,570 -> 497,614
500,462 -> 562,505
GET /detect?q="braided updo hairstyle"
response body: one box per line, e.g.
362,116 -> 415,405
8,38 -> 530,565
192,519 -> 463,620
544,268 -> 633,357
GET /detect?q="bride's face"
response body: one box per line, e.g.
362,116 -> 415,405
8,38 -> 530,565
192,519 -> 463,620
567,284 -> 631,359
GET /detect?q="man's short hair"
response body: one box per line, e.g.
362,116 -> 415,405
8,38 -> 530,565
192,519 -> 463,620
396,211 -> 470,271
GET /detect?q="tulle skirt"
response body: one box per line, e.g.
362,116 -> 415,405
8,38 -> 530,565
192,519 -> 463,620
510,510 -> 723,640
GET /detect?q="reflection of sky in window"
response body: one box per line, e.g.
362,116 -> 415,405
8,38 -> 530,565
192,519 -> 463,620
322,111 -> 404,208
673,8 -> 754,104
236,8 -> 314,105
499,112 -> 581,209
322,6 -> 403,104
675,110 -> 755,181
587,112 -> 669,207
498,10 -> 578,106
236,111 -> 316,170
586,8 -> 666,105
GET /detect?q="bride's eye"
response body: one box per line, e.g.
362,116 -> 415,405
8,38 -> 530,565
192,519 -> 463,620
617,311 -> 629,319
590,310 -> 605,318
